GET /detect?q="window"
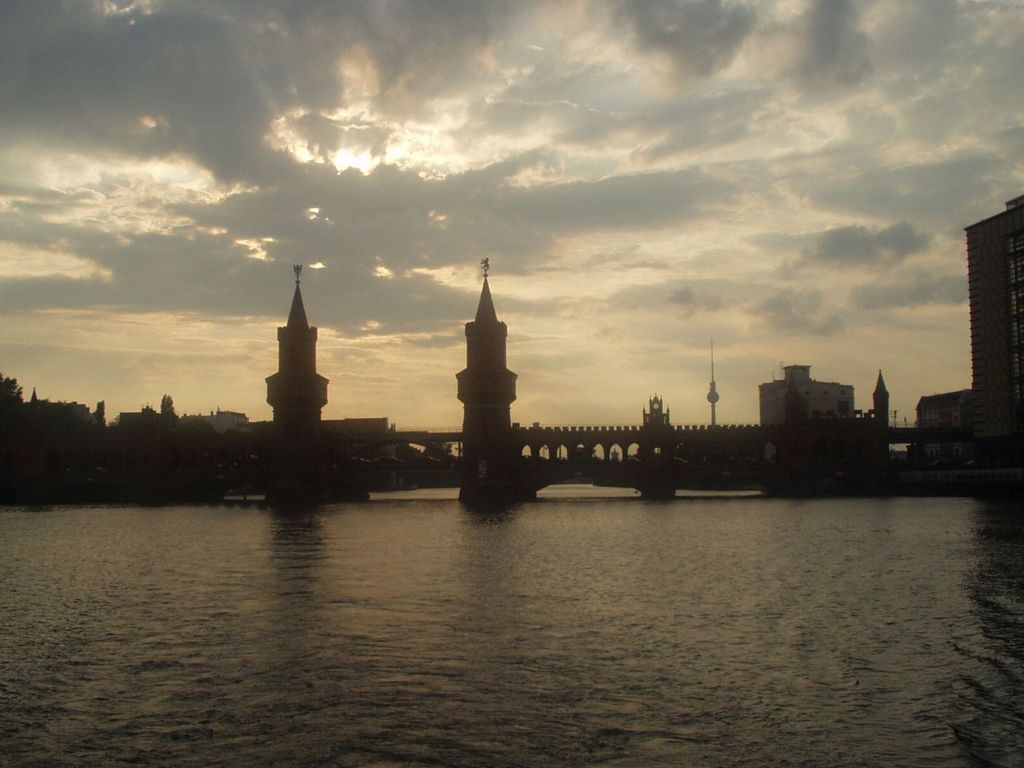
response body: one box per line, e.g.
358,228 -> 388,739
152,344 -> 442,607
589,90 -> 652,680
1010,231 -> 1024,412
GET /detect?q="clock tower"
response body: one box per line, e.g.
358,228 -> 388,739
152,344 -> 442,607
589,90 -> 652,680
643,395 -> 670,428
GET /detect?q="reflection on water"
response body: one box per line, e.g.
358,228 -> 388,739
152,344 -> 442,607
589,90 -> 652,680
953,501 -> 1024,764
1,495 -> 1022,766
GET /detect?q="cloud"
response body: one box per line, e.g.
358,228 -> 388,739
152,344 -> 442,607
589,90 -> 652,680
497,166 -> 738,235
0,4 -> 285,181
668,286 -> 724,315
0,0 -> 1019,425
754,287 -> 845,336
786,152 -> 1007,229
868,0 -> 961,74
792,0 -> 871,90
0,1 -> 518,182
630,87 -> 768,162
801,222 -> 931,266
613,0 -> 757,85
851,271 -> 967,310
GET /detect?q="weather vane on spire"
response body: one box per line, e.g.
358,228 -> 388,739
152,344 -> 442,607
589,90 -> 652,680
480,258 -> 490,278
293,264 -> 302,284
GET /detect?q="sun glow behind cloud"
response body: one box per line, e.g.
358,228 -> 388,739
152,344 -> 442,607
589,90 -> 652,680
268,93 -> 575,180
17,152 -> 233,235
0,243 -> 112,281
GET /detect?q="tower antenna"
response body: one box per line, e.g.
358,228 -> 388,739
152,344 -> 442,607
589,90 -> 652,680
707,338 -> 720,426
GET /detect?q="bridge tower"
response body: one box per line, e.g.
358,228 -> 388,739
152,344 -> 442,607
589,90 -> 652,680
266,265 -> 329,433
457,265 -> 519,503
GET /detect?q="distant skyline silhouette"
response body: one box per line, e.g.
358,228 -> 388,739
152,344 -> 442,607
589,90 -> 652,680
1,2 -> 1021,426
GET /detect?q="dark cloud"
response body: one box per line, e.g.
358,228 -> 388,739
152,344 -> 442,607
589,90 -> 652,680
613,0 -> 757,83
497,166 -> 737,235
630,87 -> 767,162
668,286 -> 723,315
285,112 -> 392,164
0,1 -> 517,181
851,271 -> 967,310
0,139 -> 738,335
869,0 -> 960,74
754,288 -> 845,336
792,0 -> 871,90
801,222 -> 931,266
173,153 -> 733,283
786,152 -> 1007,231
0,4 -> 287,180
609,277 -> 750,319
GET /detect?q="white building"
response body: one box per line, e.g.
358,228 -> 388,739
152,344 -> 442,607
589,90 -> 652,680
758,365 -> 855,425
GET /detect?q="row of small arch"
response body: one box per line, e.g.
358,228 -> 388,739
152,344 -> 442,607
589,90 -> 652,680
518,441 -> 775,463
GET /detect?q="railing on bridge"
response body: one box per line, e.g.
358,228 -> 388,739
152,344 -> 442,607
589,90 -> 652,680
390,426 -> 462,434
512,422 -> 761,432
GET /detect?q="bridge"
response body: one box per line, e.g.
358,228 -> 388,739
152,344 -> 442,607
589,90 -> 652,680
0,271 -> 979,505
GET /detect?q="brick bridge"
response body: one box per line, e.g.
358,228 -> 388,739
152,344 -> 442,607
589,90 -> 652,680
0,274 -> 970,504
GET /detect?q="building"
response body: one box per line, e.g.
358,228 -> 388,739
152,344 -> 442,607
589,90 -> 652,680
180,409 -> 250,434
456,270 -> 518,502
965,194 -> 1024,463
917,390 -> 975,429
916,389 -> 975,462
265,266 -> 328,432
759,365 -> 855,426
643,395 -> 670,428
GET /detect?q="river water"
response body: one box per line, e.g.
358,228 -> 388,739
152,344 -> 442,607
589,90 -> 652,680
2,490 -> 1023,767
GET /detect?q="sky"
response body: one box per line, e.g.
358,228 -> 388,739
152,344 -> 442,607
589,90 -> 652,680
1,0 -> 1022,429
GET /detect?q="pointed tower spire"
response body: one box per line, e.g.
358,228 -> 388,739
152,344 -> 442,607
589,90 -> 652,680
475,277 -> 499,324
266,265 -> 328,431
874,369 -> 888,396
287,265 -> 309,328
873,369 -> 889,423
475,258 -> 498,323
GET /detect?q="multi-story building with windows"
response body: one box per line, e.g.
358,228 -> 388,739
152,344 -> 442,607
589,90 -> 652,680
916,389 -> 975,462
965,194 -> 1024,463
758,365 -> 855,426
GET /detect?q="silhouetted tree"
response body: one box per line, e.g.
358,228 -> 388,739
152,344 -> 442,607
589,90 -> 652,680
160,395 -> 177,424
0,373 -> 23,407
0,373 -> 26,433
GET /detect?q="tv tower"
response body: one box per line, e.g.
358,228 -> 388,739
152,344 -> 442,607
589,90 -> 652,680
707,339 -> 720,426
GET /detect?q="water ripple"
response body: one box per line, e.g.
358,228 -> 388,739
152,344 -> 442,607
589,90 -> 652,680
1,498 -> 1022,766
